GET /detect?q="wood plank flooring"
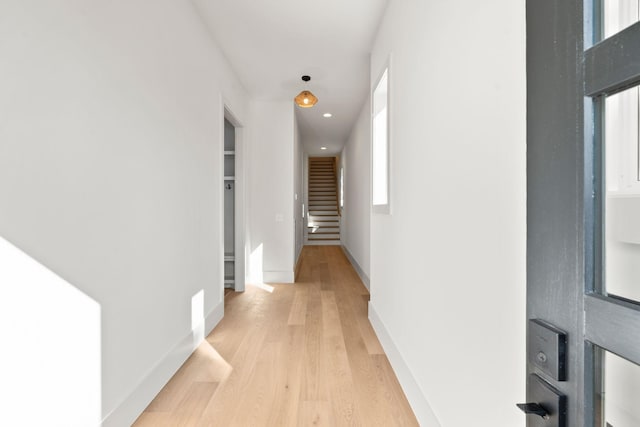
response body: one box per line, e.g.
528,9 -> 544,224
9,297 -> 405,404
133,246 -> 418,427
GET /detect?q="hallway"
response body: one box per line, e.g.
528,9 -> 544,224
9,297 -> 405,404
133,246 -> 418,426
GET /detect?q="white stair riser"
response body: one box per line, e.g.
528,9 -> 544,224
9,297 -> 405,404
308,228 -> 340,234
308,235 -> 340,240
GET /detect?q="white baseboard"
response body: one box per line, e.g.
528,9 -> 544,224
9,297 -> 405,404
368,303 -> 441,427
305,240 -> 341,246
205,300 -> 225,334
263,270 -> 294,283
341,245 -> 370,290
102,301 -> 224,427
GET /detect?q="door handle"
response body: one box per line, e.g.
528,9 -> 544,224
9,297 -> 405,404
516,402 -> 550,420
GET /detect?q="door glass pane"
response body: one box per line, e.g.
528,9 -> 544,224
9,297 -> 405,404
597,349 -> 640,427
603,0 -> 640,40
604,85 -> 640,302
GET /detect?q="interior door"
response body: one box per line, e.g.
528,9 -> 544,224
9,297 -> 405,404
527,0 -> 640,426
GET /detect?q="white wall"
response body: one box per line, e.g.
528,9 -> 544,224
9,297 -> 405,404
246,100 -> 296,283
294,114 -> 305,265
0,1 -> 248,425
0,237 -> 101,426
340,100 -> 371,286
368,0 -> 526,426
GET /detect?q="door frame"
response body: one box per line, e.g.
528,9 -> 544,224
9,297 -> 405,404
221,103 -> 245,293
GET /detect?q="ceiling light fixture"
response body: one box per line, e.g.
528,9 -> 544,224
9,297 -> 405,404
323,113 -> 332,118
294,75 -> 318,108
321,147 -> 327,150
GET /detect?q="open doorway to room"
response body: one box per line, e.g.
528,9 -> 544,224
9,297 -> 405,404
223,107 -> 245,292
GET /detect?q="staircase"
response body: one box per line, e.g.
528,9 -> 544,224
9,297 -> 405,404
307,157 -> 340,244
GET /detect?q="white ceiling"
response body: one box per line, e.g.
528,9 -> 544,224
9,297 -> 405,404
193,0 -> 388,156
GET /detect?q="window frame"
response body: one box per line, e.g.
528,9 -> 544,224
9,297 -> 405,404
371,60 -> 391,214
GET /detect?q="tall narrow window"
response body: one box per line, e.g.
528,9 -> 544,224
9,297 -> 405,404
372,67 -> 390,213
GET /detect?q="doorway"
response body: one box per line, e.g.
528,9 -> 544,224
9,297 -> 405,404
223,108 -> 245,292
526,0 -> 640,425
306,156 -> 341,245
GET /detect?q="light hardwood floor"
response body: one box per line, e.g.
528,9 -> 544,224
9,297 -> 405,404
133,245 -> 418,426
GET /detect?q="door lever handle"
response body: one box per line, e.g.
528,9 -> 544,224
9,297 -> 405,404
516,402 -> 550,420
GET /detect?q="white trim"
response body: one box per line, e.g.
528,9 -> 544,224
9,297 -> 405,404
341,245 -> 370,290
263,270 -> 295,283
303,153 -> 309,242
102,301 -> 224,427
295,245 -> 303,265
223,101 -> 246,293
204,300 -> 225,339
368,302 -> 441,427
305,240 -> 341,246
233,123 -> 246,293
371,58 -> 392,215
